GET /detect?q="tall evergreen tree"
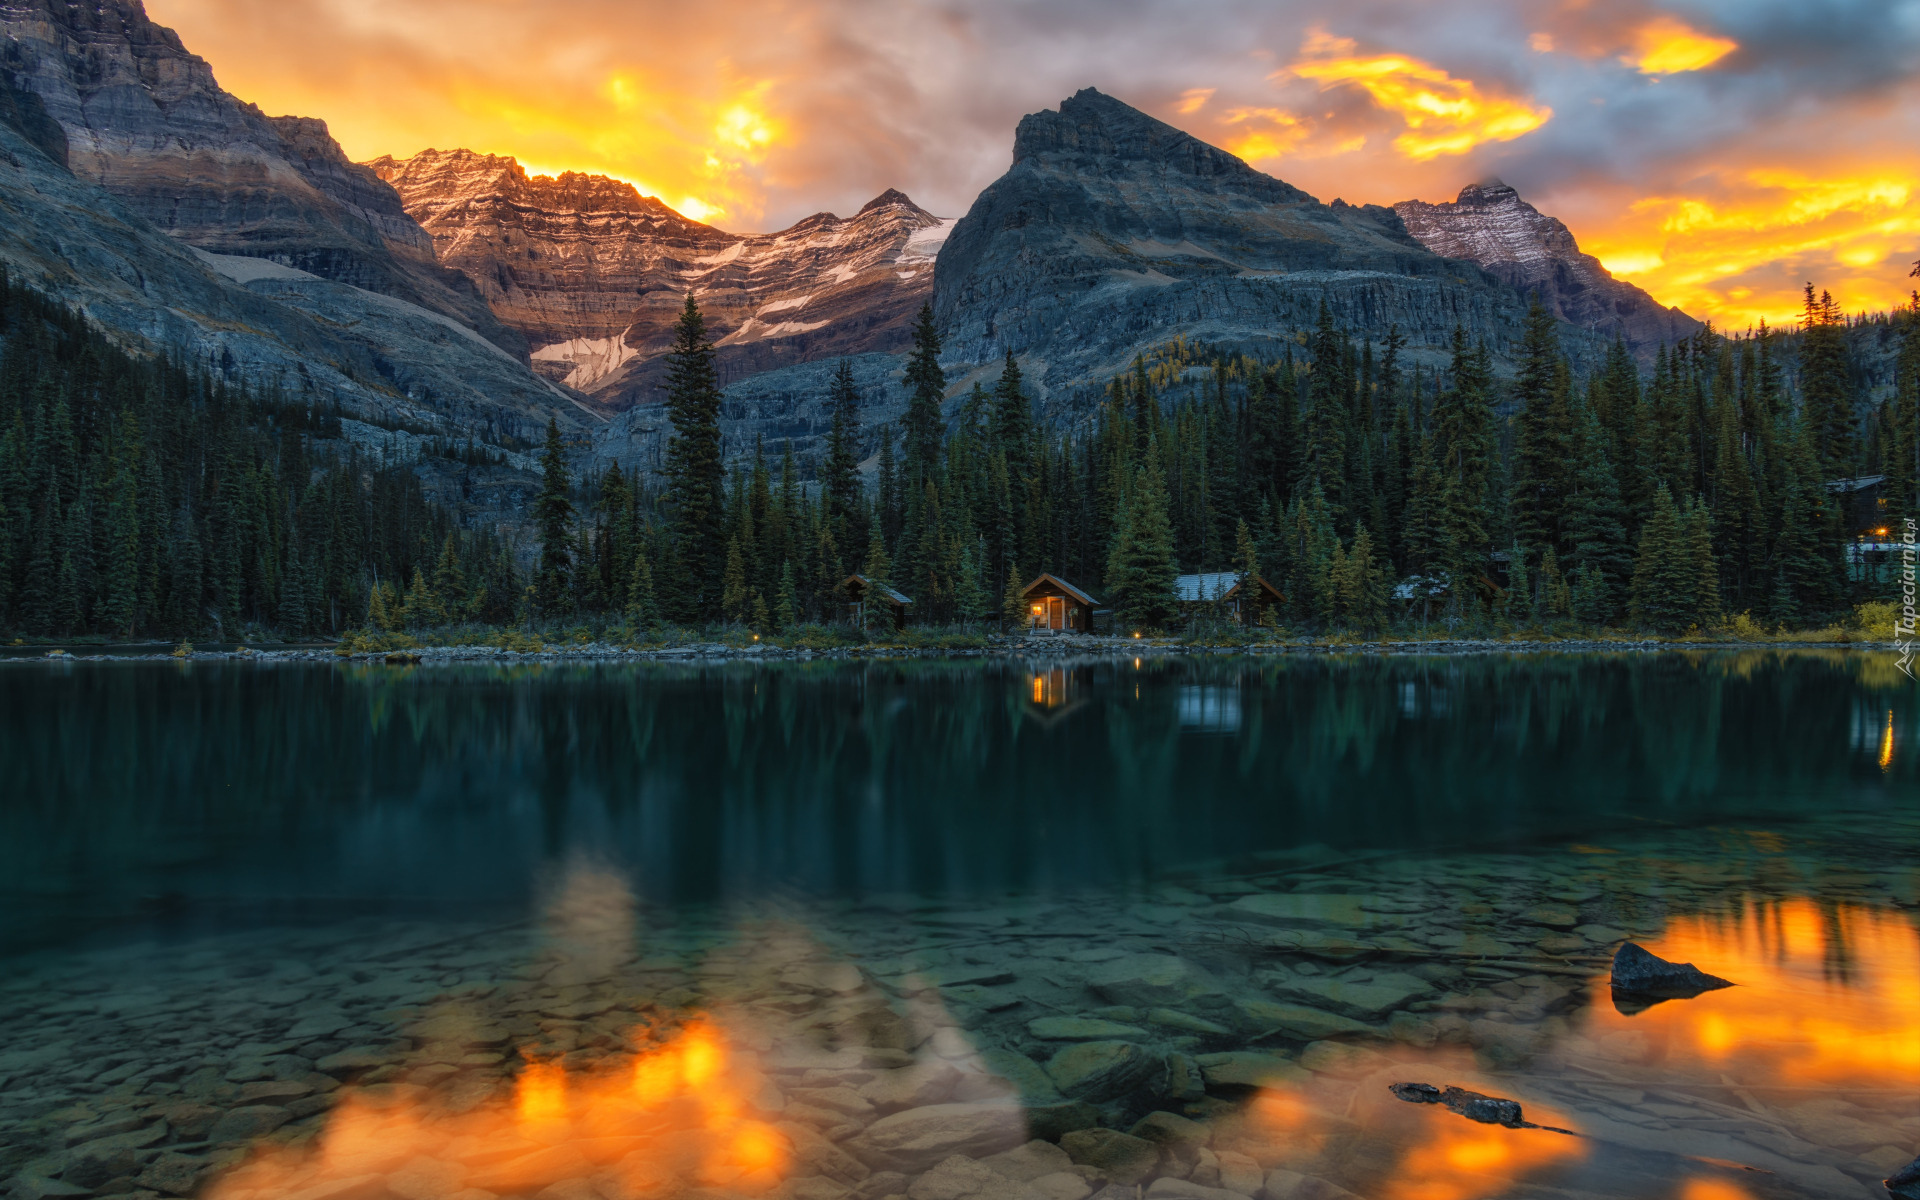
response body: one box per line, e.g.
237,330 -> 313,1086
532,418 -> 574,617
1105,461 -> 1179,631
661,294 -> 726,622
901,304 -> 946,484
1798,284 -> 1858,478
822,358 -> 866,550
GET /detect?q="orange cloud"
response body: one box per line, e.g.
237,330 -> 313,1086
1176,87 -> 1217,114
144,0 -> 838,227
1219,106 -> 1312,162
1622,16 -> 1739,75
1282,31 -> 1553,160
1581,165 -> 1920,326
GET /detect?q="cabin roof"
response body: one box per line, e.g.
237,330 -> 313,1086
1175,572 -> 1240,602
1826,475 -> 1886,493
1021,573 -> 1098,607
845,574 -> 912,606
1175,572 -> 1283,602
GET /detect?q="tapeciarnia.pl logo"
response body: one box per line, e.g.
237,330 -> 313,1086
1898,516 -> 1917,680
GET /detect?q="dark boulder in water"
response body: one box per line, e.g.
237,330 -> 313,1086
1610,942 -> 1734,1000
1389,1083 -> 1548,1130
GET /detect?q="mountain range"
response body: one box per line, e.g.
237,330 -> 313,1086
0,0 -> 1702,503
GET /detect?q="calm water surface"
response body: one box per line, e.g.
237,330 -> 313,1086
1,652 -> 1915,1200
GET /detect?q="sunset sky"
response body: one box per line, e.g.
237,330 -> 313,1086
147,0 -> 1920,329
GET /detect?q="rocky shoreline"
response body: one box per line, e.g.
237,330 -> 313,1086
5,815 -> 1916,1200
4,638 -> 1897,666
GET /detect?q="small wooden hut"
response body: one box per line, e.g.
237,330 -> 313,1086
1019,574 -> 1100,634
842,575 -> 912,631
1174,572 -> 1285,624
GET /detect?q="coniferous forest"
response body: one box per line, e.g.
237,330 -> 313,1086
5,275 -> 1918,642
0,270 -> 519,640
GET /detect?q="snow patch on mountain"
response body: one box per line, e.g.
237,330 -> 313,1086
533,334 -> 640,391
899,218 -> 956,263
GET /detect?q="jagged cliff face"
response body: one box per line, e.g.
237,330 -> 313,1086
370,149 -> 950,409
933,88 -> 1541,393
1394,182 -> 1701,351
0,108 -> 591,454
0,0 -> 523,356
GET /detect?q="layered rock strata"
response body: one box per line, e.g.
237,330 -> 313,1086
0,0 -> 523,355
1393,181 -> 1701,351
369,149 -> 951,409
932,88 -> 1546,394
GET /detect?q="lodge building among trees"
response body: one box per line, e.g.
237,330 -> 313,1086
1019,574 -> 1103,634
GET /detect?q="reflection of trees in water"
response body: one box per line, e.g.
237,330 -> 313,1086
0,652 -> 1909,947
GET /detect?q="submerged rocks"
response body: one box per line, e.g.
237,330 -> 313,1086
1387,1081 -> 1573,1134
1029,1017 -> 1151,1041
1265,973 -> 1431,1022
844,1102 -> 1027,1172
1045,1041 -> 1160,1102
1194,1052 -> 1308,1091
1061,1128 -> 1160,1185
1609,943 -> 1734,1006
1086,955 -> 1221,1010
1227,895 -> 1405,929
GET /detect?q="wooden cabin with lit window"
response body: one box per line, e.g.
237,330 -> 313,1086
1019,574 -> 1100,634
841,575 -> 912,631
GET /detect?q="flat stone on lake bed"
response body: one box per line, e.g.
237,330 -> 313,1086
1027,1017 -> 1149,1040
843,1102 -> 1027,1172
1194,1052 -> 1309,1090
1267,973 -> 1432,1021
1045,1041 -> 1159,1101
1235,999 -> 1374,1040
1228,894 -> 1412,929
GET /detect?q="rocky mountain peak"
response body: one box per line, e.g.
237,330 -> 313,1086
367,149 -> 949,407
1393,182 -> 1701,351
0,0 -> 521,353
858,187 -> 923,215
934,88 -> 1509,389
1010,87 -> 1311,203
1453,179 -> 1521,205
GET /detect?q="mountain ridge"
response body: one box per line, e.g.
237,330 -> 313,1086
368,147 -> 952,409
1393,180 -> 1701,350
0,0 -> 525,357
932,87 -> 1556,395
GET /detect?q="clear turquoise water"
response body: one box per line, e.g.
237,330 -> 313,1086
1,651 -> 1915,1200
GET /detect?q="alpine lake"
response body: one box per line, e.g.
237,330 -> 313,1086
2,650 -> 1917,1200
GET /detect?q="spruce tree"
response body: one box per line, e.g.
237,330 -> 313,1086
1629,484 -> 1702,633
720,537 -> 749,623
1507,542 -> 1533,622
661,294 -> 726,622
1001,562 -> 1028,632
625,546 -> 657,626
775,562 -> 799,631
1340,525 -> 1388,635
1430,329 -> 1495,592
1234,519 -> 1264,626
1798,284 -> 1858,477
1106,462 -> 1179,631
431,534 -> 468,621
822,358 -> 866,549
901,304 -> 946,484
1539,546 -> 1570,618
1510,303 -> 1571,555
532,418 -> 574,617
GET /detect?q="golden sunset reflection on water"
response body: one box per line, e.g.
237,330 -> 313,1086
1591,899 -> 1920,1088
